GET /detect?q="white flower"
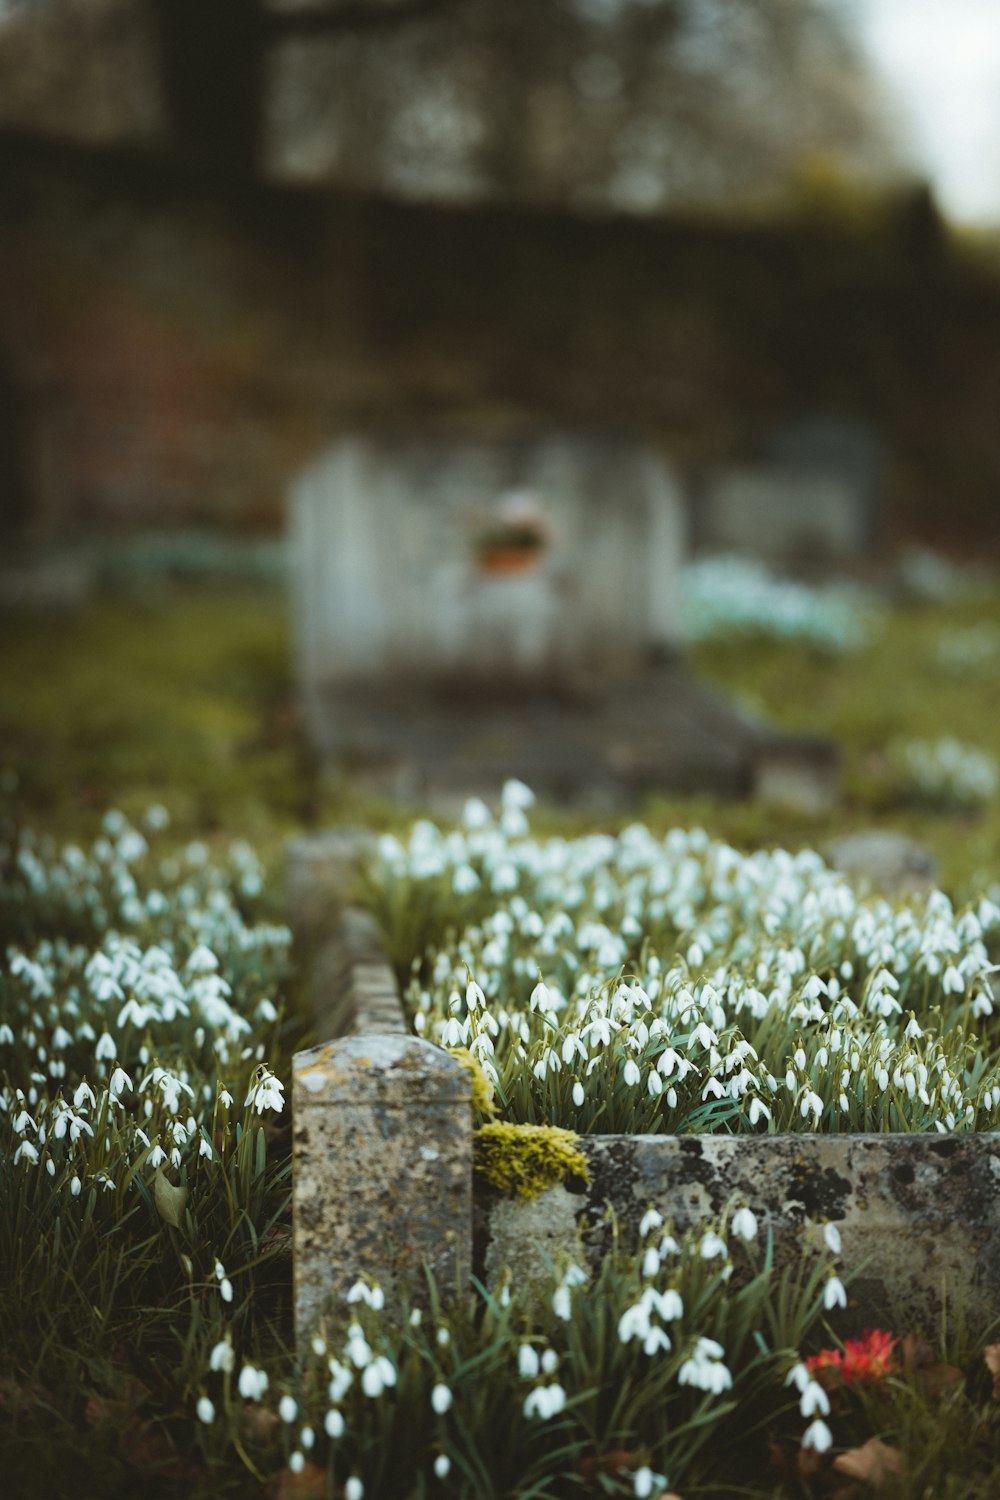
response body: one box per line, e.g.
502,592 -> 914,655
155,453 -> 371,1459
325,1409 -> 345,1438
823,1275 -> 847,1310
244,1068 -> 284,1114
431,1383 -> 453,1415
552,1286 -> 572,1321
210,1339 -> 235,1373
288,1453 -> 305,1474
238,1364 -> 268,1401
639,1208 -> 664,1238
345,1479 -> 364,1500
731,1207 -> 758,1241
279,1395 -> 298,1423
802,1419 -> 834,1453
196,1396 -> 215,1424
633,1467 -> 668,1498
799,1380 -> 831,1419
523,1383 -> 567,1420
699,1231 -> 727,1260
572,1081 -> 585,1107
823,1221 -> 842,1255
434,1454 -> 451,1479
623,1058 -> 641,1088
518,1344 -> 540,1380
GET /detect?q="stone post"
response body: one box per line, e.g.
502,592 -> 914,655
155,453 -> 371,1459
293,1033 -> 472,1341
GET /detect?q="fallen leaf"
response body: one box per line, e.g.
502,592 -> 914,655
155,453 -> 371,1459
576,1449 -> 638,1480
984,1343 -> 1000,1398
153,1169 -> 188,1229
274,1461 -> 327,1499
833,1438 -> 902,1486
241,1402 -> 282,1444
898,1332 -> 963,1397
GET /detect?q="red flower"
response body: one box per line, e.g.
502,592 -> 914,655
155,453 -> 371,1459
807,1329 -> 896,1388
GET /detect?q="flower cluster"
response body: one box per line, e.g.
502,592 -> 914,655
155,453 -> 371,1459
807,1328 -> 897,1388
679,553 -> 876,652
373,784 -> 1000,1137
890,736 -> 999,812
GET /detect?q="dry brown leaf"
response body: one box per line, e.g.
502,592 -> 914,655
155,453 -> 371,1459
274,1461 -> 327,1500
984,1343 -> 1000,1398
899,1332 -> 963,1397
833,1438 -> 902,1486
241,1402 -> 282,1443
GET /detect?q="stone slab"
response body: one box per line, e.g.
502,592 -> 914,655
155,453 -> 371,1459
294,1034 -> 472,1338
480,1132 -> 1000,1331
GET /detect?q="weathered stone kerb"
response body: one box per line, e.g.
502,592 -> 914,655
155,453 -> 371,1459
294,1034 -> 472,1341
481,1131 -> 1000,1330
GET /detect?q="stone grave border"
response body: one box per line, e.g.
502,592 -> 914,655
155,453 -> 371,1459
288,832 -> 1000,1342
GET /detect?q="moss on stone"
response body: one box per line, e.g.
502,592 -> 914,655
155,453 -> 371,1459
473,1121 -> 590,1200
451,1048 -> 497,1120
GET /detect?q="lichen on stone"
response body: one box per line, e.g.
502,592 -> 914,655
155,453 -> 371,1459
473,1121 -> 590,1199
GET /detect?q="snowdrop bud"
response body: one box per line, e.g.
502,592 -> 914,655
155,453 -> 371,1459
196,1396 -> 215,1424
823,1222 -> 842,1255
288,1453 -> 305,1474
345,1480 -> 364,1500
518,1344 -> 540,1380
541,1349 -> 559,1375
434,1454 -> 451,1479
431,1383 -> 453,1415
325,1409 -> 345,1438
279,1395 -> 298,1423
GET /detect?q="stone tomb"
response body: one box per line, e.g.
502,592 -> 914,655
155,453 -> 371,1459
289,427 -> 835,803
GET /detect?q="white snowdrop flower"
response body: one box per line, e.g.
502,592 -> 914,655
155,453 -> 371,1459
109,1066 -> 132,1098
452,864 -> 480,895
799,1380 -> 831,1419
665,1087 -> 677,1109
436,1327 -> 450,1347
462,796 -> 491,830
310,1335 -> 327,1358
633,1466 -> 668,1498
409,1308 -> 422,1327
530,980 -> 552,1013
220,1278 -> 234,1303
0,1024 -> 13,1046
197,1396 -> 215,1424
14,1141 -> 39,1165
431,1383 -> 453,1415
361,1363 -> 386,1398
288,1453 -> 305,1475
647,1069 -> 663,1097
434,1454 -> 451,1479
823,1222 -> 842,1255
244,1068 -> 285,1114
501,778 -> 535,811
238,1364 -> 268,1401
823,1275 -> 847,1310
552,1285 -> 572,1321
73,1081 -> 96,1110
623,1058 -> 641,1088
642,1247 -> 661,1278
572,1081 -> 585,1107
345,1478 -> 364,1500
219,1088 -> 234,1109
802,1419 -> 833,1453
279,1395 -> 298,1423
748,1097 -> 771,1126
639,1208 -> 664,1238
800,1089 -> 823,1122
518,1344 -> 540,1380
466,979 -> 486,1013
699,1231 -> 727,1260
523,1384 -> 567,1420
541,1349 -> 560,1375
346,1332 -> 372,1369
731,1207 -> 758,1241
785,1067 -> 797,1091
70,1175 -> 82,1197
210,1339 -> 235,1373
325,1409 -> 345,1439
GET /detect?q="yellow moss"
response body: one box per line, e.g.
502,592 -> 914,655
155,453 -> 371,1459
451,1049 -> 497,1120
473,1121 -> 590,1200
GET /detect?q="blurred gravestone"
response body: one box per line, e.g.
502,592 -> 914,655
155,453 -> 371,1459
699,417 -> 884,573
289,426 -> 836,805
